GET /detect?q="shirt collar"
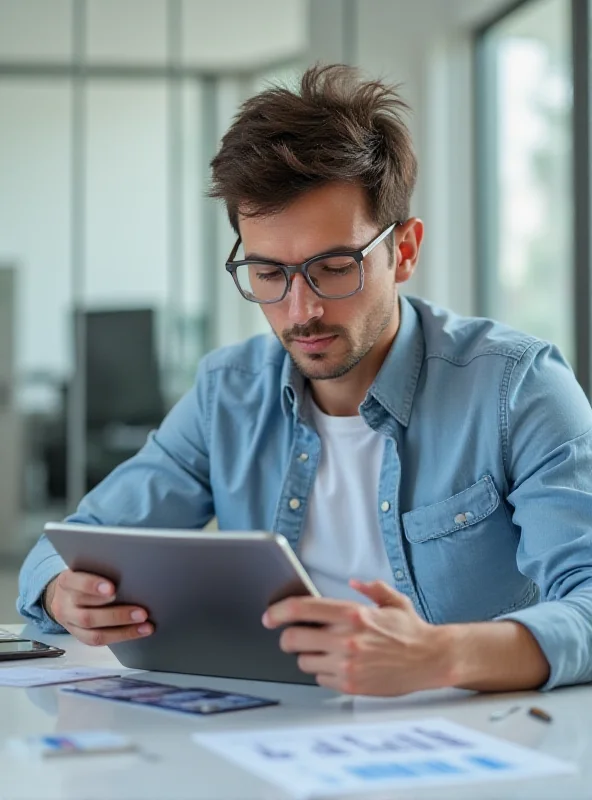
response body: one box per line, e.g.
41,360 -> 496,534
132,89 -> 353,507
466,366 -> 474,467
281,295 -> 424,427
363,295 -> 424,427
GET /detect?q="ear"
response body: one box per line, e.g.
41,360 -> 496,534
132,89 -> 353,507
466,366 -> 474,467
395,218 -> 424,285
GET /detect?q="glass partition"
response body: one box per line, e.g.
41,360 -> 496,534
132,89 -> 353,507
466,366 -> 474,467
0,0 -> 305,557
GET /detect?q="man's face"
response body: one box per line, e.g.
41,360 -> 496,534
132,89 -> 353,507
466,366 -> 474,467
238,182 -> 401,381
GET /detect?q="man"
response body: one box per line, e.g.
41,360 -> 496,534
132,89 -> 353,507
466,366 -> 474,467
18,65 -> 592,696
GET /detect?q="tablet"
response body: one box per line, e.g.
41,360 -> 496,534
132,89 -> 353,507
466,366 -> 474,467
44,523 -> 320,685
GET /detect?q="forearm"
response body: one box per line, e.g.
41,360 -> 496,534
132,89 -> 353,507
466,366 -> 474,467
443,620 -> 550,693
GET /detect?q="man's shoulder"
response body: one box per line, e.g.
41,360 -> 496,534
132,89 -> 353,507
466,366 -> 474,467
200,333 -> 286,380
407,296 -> 542,366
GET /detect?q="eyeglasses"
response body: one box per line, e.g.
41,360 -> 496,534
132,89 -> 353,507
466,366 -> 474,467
225,221 -> 401,304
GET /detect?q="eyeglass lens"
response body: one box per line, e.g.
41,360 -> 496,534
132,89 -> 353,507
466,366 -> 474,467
235,255 -> 361,302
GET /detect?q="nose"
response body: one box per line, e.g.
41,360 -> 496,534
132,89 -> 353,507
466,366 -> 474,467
287,274 -> 324,325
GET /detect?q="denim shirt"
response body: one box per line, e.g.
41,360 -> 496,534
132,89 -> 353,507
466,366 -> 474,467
18,295 -> 592,690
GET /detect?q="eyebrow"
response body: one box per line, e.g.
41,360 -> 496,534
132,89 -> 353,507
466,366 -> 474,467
243,244 -> 359,263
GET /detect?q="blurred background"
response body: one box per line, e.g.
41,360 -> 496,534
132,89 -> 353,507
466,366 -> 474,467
0,0 -> 589,618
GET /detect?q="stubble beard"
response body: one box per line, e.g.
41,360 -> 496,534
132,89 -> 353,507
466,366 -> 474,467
283,297 -> 396,381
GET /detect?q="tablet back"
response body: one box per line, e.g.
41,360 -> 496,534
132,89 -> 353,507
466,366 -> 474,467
44,525 -> 318,685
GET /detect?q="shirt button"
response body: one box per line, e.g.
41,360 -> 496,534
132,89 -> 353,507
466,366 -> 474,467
289,498 -> 301,510
381,501 -> 390,512
454,513 -> 467,525
298,453 -> 309,462
394,569 -> 405,581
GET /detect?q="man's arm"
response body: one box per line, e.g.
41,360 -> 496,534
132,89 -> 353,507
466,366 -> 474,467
444,343 -> 592,693
444,620 -> 549,691
494,342 -> 592,690
17,360 -> 214,632
263,580 -> 550,696
441,343 -> 592,692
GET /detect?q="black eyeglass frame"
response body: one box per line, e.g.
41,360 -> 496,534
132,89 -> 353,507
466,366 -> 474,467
225,221 -> 402,304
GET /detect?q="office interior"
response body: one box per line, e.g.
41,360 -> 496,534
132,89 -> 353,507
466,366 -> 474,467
0,0 -> 588,622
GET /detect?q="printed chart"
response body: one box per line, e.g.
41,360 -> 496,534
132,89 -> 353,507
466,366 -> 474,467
194,716 -> 574,798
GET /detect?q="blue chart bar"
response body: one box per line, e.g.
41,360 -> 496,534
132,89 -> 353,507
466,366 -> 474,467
467,755 -> 512,771
348,763 -> 416,780
419,761 -> 465,775
348,760 -> 465,780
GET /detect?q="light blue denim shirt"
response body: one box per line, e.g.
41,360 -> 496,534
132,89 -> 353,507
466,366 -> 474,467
18,296 -> 592,690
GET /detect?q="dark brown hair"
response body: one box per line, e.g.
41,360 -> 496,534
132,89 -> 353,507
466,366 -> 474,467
209,64 -> 417,236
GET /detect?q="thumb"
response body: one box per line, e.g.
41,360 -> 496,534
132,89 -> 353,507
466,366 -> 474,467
350,578 -> 408,608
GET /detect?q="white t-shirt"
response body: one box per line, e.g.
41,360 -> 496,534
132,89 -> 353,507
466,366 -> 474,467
297,394 -> 395,603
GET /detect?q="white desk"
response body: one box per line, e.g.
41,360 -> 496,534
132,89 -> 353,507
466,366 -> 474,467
0,622 -> 590,799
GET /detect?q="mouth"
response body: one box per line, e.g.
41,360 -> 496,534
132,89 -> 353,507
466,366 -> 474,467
291,334 -> 338,354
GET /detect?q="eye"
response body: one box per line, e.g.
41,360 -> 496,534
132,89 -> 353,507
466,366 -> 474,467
253,267 -> 284,282
321,263 -> 355,275
310,257 -> 357,276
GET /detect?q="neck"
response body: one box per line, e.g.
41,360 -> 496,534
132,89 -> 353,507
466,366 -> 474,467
310,302 -> 401,417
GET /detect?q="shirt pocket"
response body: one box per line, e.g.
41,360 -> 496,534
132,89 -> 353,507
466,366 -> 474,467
401,475 -> 535,624
403,475 -> 499,544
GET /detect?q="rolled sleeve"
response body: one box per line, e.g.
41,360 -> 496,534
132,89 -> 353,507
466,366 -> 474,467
17,535 -> 67,633
502,342 -> 592,689
17,359 -> 214,631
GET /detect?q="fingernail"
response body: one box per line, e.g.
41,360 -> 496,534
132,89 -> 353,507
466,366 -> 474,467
137,624 -> 152,635
262,612 -> 270,627
131,610 -> 146,622
98,582 -> 113,595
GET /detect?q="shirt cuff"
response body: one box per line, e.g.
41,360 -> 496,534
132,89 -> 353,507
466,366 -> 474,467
499,595 -> 592,690
17,553 -> 67,634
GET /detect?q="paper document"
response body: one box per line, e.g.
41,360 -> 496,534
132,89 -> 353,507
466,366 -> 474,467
194,716 -> 574,798
0,666 -> 122,688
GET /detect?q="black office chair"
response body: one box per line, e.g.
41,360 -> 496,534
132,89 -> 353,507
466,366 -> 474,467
81,307 -> 166,489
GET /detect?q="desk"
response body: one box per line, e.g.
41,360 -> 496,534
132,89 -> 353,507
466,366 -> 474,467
1,622 -> 590,799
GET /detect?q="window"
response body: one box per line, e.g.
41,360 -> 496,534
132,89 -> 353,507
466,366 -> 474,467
476,0 -> 574,363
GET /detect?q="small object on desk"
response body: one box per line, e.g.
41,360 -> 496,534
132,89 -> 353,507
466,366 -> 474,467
528,706 -> 553,723
0,638 -> 65,661
489,704 -> 521,721
7,730 -> 137,759
0,666 -> 122,688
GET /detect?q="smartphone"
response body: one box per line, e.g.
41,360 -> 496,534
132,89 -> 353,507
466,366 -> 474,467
0,639 -> 65,661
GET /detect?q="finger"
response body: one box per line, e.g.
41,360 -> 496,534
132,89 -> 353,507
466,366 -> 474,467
67,622 -> 153,648
58,570 -> 115,600
297,653 -> 336,674
64,591 -> 117,608
350,579 -> 408,608
280,625 -> 348,655
66,603 -> 149,631
263,597 -> 362,629
314,672 -> 347,692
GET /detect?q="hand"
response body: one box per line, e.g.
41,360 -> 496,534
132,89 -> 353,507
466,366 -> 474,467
44,570 -> 153,647
262,579 -> 453,696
